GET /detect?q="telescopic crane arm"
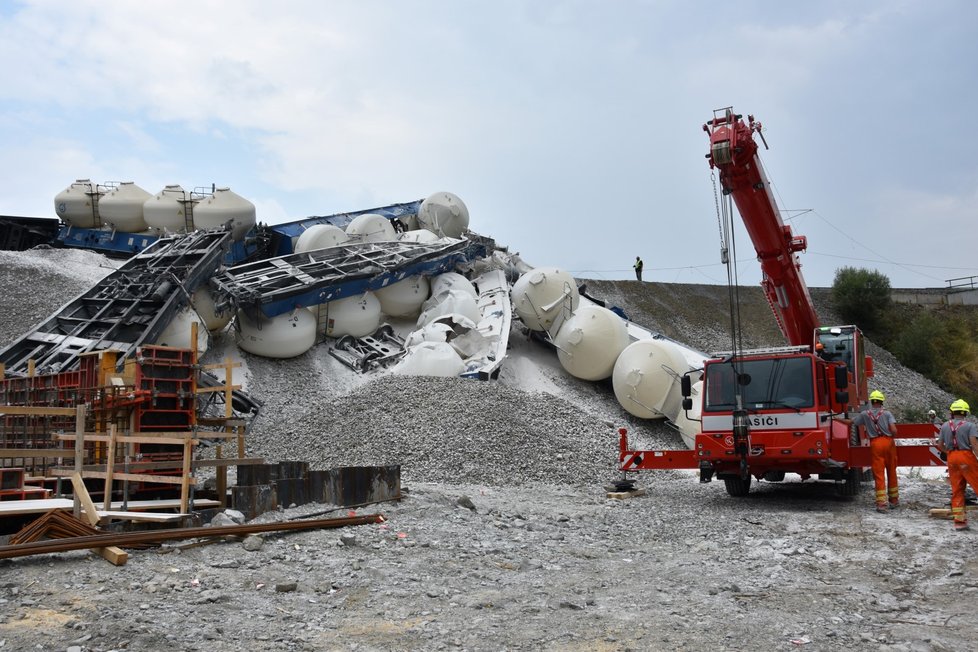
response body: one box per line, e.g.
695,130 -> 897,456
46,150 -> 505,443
704,108 -> 821,347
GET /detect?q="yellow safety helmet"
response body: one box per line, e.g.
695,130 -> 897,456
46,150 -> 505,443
950,399 -> 971,414
869,390 -> 885,403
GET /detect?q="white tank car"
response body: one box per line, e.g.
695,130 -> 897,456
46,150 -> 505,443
312,292 -> 381,338
99,181 -> 151,232
431,271 -> 477,299
673,380 -> 703,449
54,179 -> 103,228
190,286 -> 232,332
553,304 -> 629,381
144,185 -> 192,234
235,309 -> 317,359
417,192 -> 469,238
397,229 -> 440,244
193,187 -> 256,241
375,275 -> 430,317
154,306 -> 209,355
511,267 -> 580,333
613,339 -> 689,420
294,224 -> 349,254
345,213 -> 397,243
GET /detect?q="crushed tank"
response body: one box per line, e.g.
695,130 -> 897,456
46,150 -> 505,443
392,341 -> 465,377
345,213 -> 397,243
193,187 -> 256,241
235,309 -> 317,359
294,224 -> 349,254
144,185 -> 192,234
417,288 -> 481,327
99,181 -> 151,232
54,179 -> 103,228
553,305 -> 629,381
612,339 -> 688,420
375,275 -> 430,317
511,267 -> 580,333
417,192 -> 469,238
431,271 -> 476,299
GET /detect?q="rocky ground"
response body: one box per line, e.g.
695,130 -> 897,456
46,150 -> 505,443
0,248 -> 975,652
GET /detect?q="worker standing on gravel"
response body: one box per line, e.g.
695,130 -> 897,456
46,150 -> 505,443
855,390 -> 899,512
936,399 -> 978,531
633,256 -> 644,282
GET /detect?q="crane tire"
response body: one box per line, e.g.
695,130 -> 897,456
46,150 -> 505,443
723,474 -> 752,497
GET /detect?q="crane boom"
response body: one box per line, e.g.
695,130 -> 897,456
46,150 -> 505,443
704,108 -> 820,347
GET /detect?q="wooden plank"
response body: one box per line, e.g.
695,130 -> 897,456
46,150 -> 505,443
97,510 -> 187,522
69,473 -> 100,527
180,435 -> 192,514
102,425 -> 117,511
0,405 -> 79,416
195,385 -> 242,394
928,505 -> 978,519
51,469 -> 195,485
0,497 -> 220,517
0,449 -> 70,459
200,361 -> 242,370
192,457 -> 264,468
73,406 -> 85,520
55,434 -> 200,446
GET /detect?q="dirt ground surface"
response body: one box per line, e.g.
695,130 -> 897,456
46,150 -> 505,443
2,473 -> 977,651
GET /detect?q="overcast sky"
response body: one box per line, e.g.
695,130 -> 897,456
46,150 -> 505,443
1,1 -> 975,288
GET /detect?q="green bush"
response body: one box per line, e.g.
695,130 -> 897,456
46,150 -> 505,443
832,267 -> 892,333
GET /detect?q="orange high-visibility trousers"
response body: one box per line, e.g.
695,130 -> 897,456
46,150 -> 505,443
946,449 -> 978,525
870,436 -> 898,506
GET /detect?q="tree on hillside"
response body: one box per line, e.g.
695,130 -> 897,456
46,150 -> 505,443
832,267 -> 892,333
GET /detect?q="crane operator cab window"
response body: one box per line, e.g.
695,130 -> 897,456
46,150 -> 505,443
704,357 -> 814,412
816,328 -> 854,369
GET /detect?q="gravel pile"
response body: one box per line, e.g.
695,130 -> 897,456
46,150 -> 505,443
0,248 -> 117,347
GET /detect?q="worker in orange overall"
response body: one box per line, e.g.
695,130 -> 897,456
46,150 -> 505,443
855,390 -> 899,512
936,399 -> 978,531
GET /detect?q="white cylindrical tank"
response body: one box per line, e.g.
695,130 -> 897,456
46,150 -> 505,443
99,181 -> 150,232
314,292 -> 382,338
431,272 -> 477,299
375,276 -> 430,317
235,309 -> 317,359
674,380 -> 703,449
417,288 -> 481,327
553,305 -> 629,381
54,179 -> 103,228
154,306 -> 209,355
193,187 -> 256,241
511,267 -> 580,333
613,339 -> 689,420
345,213 -> 397,243
417,192 -> 469,238
190,286 -> 232,332
397,229 -> 440,244
294,224 -> 349,254
392,341 -> 465,377
144,185 -> 192,234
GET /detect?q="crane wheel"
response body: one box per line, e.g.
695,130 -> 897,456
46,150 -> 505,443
836,468 -> 862,497
723,474 -> 752,497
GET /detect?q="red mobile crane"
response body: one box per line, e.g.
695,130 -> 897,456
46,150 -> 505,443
617,107 -> 943,496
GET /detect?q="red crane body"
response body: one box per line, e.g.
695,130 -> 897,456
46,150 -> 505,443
615,107 -> 944,497
704,110 -> 820,347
